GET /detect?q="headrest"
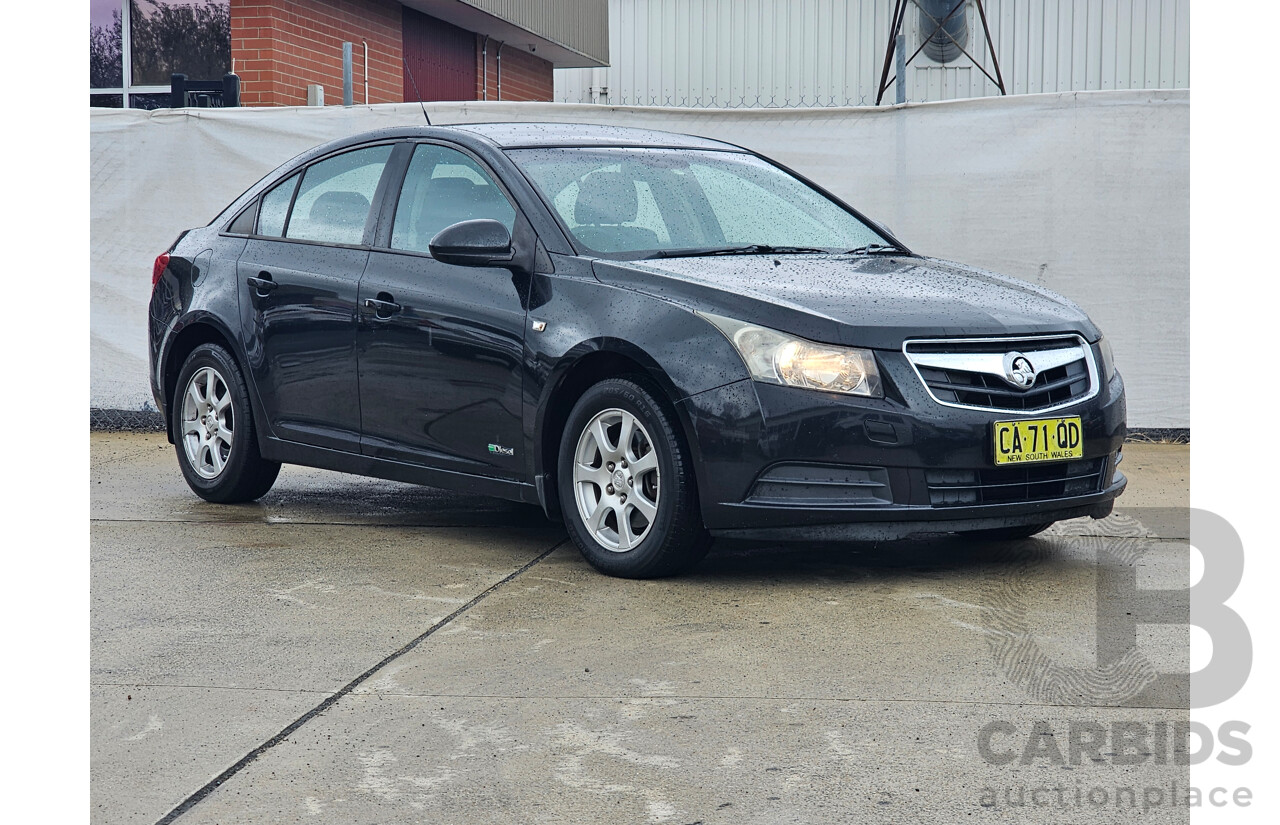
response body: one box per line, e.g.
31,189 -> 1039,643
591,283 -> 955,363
574,171 -> 638,225
309,191 -> 370,221
426,177 -> 478,199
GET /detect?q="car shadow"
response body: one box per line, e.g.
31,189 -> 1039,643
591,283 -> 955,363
208,474 -> 554,529
694,533 -> 1062,583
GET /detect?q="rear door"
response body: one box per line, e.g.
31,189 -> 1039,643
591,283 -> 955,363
236,143 -> 395,452
357,142 -> 527,478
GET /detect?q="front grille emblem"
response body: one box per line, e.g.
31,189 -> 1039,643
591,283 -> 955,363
903,335 -> 1095,413
1002,351 -> 1037,389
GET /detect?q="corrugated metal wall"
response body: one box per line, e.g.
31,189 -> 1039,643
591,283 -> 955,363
555,0 -> 1189,106
462,0 -> 611,64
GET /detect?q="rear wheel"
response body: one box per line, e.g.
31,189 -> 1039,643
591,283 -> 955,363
172,343 -> 280,503
558,378 -> 710,578
959,522 -> 1054,541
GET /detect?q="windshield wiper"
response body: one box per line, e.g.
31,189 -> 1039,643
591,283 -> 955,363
646,244 -> 831,259
845,243 -> 906,255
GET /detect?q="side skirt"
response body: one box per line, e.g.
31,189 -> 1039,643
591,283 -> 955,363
260,437 -> 542,506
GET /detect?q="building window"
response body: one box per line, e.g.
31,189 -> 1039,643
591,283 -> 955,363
90,0 -> 230,107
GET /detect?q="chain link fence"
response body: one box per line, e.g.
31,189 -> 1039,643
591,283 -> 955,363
90,409 -> 165,432
555,93 -> 880,109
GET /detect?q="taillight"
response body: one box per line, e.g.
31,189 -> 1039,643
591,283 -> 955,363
152,253 -> 171,287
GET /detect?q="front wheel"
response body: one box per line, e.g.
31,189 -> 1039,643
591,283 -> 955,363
557,378 -> 710,578
172,343 -> 280,503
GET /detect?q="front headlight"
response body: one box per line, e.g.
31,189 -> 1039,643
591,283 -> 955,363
1097,335 -> 1118,382
699,311 -> 883,398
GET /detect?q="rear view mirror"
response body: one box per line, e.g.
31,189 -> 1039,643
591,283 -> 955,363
429,219 -> 514,267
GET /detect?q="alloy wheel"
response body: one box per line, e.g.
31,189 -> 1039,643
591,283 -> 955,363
180,366 -> 235,479
572,408 -> 661,552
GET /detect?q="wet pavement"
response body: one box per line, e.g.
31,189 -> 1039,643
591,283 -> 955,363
92,433 -> 1191,824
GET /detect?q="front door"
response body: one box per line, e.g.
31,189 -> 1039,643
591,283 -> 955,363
357,143 -> 527,479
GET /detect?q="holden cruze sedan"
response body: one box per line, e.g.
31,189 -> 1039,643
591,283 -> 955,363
149,123 -> 1125,578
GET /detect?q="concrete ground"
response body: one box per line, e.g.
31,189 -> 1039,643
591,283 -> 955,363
92,434 -> 1191,825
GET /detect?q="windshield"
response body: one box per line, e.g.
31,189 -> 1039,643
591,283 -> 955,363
507,147 -> 892,259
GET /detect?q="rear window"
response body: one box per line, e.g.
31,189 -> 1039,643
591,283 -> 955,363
285,145 -> 393,245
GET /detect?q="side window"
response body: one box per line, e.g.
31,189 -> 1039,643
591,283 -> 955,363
256,172 -> 299,238
390,144 -> 517,255
286,145 -> 393,245
227,200 -> 258,235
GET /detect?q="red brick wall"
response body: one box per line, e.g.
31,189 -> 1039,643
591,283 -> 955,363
231,1 -> 552,107
475,37 -> 554,102
231,0 -> 404,107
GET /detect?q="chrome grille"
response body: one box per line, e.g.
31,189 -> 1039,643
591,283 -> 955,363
903,335 -> 1097,413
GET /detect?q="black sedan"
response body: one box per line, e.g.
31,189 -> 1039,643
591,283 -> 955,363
149,123 -> 1125,578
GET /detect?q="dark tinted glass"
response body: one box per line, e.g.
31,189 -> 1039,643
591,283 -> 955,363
128,93 -> 170,110
90,2 -> 123,88
129,0 -> 230,86
391,145 -> 516,254
227,201 -> 258,235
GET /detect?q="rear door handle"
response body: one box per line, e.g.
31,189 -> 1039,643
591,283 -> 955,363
364,295 -> 402,319
246,273 -> 278,295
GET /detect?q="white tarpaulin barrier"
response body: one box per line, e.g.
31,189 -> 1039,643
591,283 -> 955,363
91,89 -> 1188,426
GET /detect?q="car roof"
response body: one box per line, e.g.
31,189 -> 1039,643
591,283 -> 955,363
449,122 -> 744,150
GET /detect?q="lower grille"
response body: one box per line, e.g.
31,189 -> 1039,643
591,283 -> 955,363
925,458 -> 1105,506
747,464 -> 893,506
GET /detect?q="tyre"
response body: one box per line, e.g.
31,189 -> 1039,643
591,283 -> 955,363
557,377 -> 710,578
959,522 -> 1054,541
172,343 -> 281,503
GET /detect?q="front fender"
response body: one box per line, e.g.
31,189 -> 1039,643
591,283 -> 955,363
525,262 -> 755,504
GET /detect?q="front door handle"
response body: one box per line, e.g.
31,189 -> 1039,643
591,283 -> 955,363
364,294 -> 402,319
246,273 -> 278,296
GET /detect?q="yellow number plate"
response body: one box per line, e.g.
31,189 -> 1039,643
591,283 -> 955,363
993,416 -> 1083,466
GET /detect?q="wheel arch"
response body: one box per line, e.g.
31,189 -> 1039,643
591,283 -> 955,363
534,340 -> 706,521
161,316 -> 262,445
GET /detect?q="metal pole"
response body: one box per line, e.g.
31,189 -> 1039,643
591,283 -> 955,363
895,32 -> 907,103
342,42 -> 354,106
362,40 -> 369,104
876,0 -> 907,105
121,0 -> 132,106
496,42 -> 504,100
975,0 -> 1007,94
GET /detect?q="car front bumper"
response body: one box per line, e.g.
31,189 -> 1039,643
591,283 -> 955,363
678,352 -> 1127,538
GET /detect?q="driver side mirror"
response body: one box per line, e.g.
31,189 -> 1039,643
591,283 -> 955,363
429,219 -> 515,267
